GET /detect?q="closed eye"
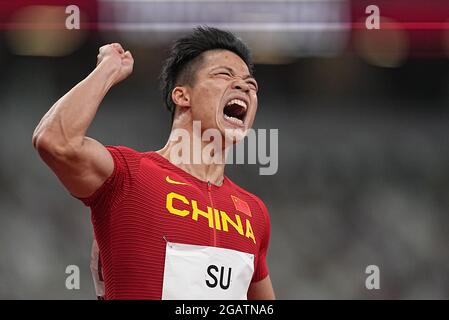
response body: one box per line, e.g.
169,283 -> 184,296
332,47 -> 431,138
217,72 -> 232,77
247,80 -> 258,91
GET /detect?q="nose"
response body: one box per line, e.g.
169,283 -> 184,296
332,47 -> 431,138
231,78 -> 250,92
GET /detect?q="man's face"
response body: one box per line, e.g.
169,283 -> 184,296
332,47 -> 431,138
187,49 -> 258,140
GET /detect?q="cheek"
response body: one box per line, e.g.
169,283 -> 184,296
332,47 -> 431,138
251,95 -> 258,114
191,86 -> 222,123
201,85 -> 224,110
192,88 -> 211,110
198,82 -> 218,99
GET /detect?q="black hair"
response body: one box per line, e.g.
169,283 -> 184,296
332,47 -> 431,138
160,26 -> 254,122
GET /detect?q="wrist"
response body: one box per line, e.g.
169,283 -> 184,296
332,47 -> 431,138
95,58 -> 121,89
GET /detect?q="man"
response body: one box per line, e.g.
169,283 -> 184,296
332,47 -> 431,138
33,27 -> 275,300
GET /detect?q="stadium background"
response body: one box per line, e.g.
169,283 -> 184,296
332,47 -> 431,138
0,0 -> 448,299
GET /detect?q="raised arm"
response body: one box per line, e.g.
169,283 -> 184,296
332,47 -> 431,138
32,43 -> 134,198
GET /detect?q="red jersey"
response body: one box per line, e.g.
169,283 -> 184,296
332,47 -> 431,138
78,146 -> 271,300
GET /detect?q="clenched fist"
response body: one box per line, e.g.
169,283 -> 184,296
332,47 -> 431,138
97,43 -> 134,86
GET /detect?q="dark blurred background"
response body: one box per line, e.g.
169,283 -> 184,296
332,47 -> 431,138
0,0 -> 448,299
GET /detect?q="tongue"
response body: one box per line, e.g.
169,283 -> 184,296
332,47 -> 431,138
224,104 -> 245,119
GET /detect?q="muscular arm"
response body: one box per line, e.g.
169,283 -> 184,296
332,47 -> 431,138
32,44 -> 134,198
248,276 -> 276,300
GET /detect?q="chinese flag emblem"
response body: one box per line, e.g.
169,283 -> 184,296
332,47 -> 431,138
231,195 -> 252,217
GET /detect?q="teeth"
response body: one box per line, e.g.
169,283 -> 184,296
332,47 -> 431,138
224,114 -> 244,126
227,99 -> 247,109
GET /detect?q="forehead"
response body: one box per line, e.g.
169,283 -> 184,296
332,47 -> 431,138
199,50 -> 250,75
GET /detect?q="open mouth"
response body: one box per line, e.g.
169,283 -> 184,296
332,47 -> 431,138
223,98 -> 248,127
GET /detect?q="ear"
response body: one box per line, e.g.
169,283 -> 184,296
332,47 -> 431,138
171,86 -> 191,109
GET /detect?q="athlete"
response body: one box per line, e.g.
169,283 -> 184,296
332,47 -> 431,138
32,27 -> 275,300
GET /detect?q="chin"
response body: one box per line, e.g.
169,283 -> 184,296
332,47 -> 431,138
218,121 -> 249,144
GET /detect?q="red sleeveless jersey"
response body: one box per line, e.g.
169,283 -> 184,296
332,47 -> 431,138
78,146 -> 271,300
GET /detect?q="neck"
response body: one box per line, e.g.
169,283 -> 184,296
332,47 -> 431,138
157,119 -> 230,186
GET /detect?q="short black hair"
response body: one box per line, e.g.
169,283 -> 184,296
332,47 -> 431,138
160,26 -> 254,122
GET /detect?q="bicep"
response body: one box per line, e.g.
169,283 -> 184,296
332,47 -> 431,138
38,137 -> 114,198
247,276 -> 275,300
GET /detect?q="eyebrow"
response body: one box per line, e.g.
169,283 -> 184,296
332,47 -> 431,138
212,66 -> 256,81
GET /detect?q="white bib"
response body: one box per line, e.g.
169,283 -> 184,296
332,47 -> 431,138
162,242 -> 254,300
